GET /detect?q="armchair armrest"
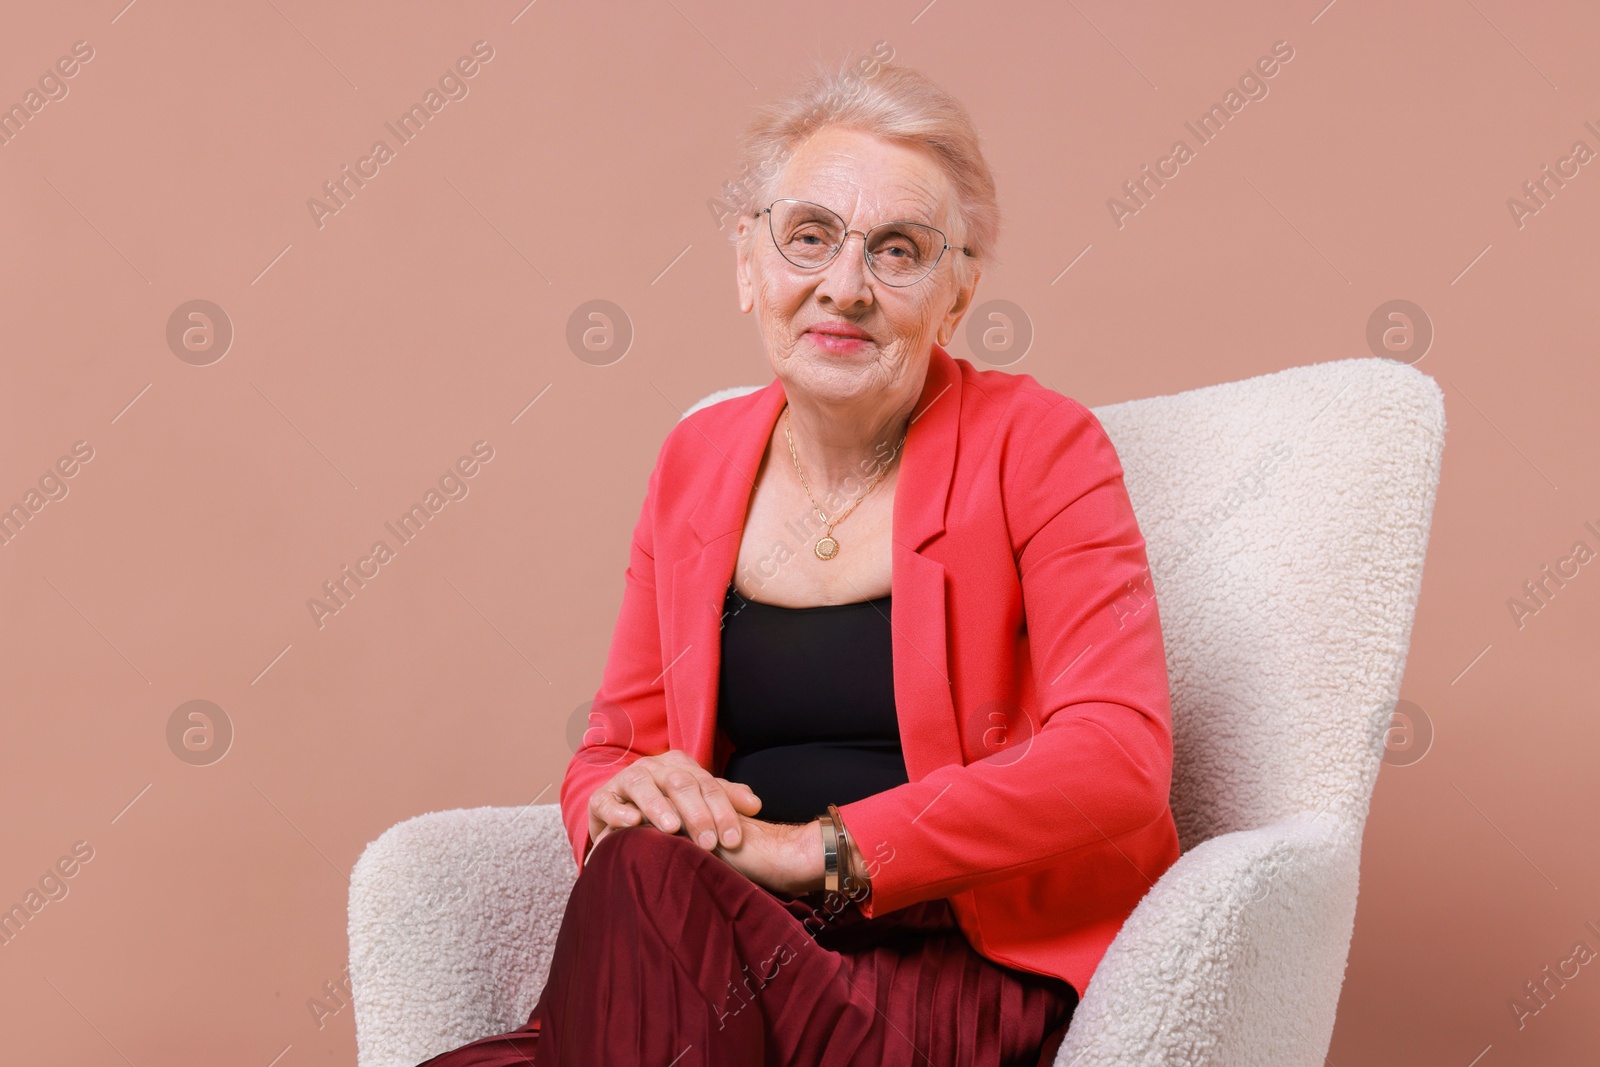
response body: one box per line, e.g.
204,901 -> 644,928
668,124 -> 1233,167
1054,810 -> 1361,1067
348,804 -> 574,1067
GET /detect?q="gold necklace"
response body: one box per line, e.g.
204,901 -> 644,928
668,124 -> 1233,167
783,404 -> 909,561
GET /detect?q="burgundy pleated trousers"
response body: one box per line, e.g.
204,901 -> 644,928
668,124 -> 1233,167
414,823 -> 1078,1067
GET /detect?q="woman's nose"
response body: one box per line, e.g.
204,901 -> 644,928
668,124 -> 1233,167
816,231 -> 875,300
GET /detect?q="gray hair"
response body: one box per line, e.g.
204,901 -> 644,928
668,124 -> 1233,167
726,52 -> 999,287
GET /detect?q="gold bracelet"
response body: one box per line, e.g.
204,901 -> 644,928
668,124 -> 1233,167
827,803 -> 856,896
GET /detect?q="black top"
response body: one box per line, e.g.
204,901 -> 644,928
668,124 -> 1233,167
716,580 -> 909,825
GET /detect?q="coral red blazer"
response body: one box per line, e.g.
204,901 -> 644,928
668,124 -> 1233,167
560,343 -> 1181,995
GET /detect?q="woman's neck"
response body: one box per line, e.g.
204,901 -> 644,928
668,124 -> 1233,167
780,393 -> 917,497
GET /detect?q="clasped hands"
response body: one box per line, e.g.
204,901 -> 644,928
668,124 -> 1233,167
586,750 -> 865,898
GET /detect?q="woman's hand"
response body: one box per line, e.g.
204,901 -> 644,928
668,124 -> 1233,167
708,814 -> 823,897
587,749 -> 763,855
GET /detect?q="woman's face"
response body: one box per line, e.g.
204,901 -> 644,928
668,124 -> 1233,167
735,126 -> 981,409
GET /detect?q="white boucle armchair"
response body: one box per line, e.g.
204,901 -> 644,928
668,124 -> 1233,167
347,356 -> 1446,1067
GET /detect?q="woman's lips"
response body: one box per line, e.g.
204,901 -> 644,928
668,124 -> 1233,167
806,328 -> 872,354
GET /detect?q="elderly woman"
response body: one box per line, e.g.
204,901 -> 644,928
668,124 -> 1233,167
420,59 -> 1180,1067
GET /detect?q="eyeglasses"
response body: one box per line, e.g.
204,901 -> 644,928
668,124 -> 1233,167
757,198 -> 974,287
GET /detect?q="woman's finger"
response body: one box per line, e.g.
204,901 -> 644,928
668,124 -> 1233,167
641,754 -> 752,850
686,772 -> 752,850
656,763 -> 726,850
611,760 -> 681,835
587,786 -> 640,839
599,753 -> 763,851
721,779 -> 763,815
634,752 -> 736,850
674,760 -> 765,850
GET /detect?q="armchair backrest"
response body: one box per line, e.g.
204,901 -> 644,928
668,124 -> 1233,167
1093,358 -> 1444,849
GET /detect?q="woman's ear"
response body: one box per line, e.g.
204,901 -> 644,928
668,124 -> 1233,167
735,216 -> 756,314
936,263 -> 981,347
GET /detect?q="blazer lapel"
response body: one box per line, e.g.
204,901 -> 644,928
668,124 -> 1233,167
670,345 -> 964,783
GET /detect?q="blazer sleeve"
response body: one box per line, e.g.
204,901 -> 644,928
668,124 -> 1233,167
836,395 -> 1175,917
559,444 -> 673,873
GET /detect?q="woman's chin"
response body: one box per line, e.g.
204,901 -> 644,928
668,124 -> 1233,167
780,350 -> 887,394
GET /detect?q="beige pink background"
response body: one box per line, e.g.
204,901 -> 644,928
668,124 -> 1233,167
2,1 -> 1596,1063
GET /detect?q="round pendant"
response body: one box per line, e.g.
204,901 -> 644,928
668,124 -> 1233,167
814,536 -> 839,561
